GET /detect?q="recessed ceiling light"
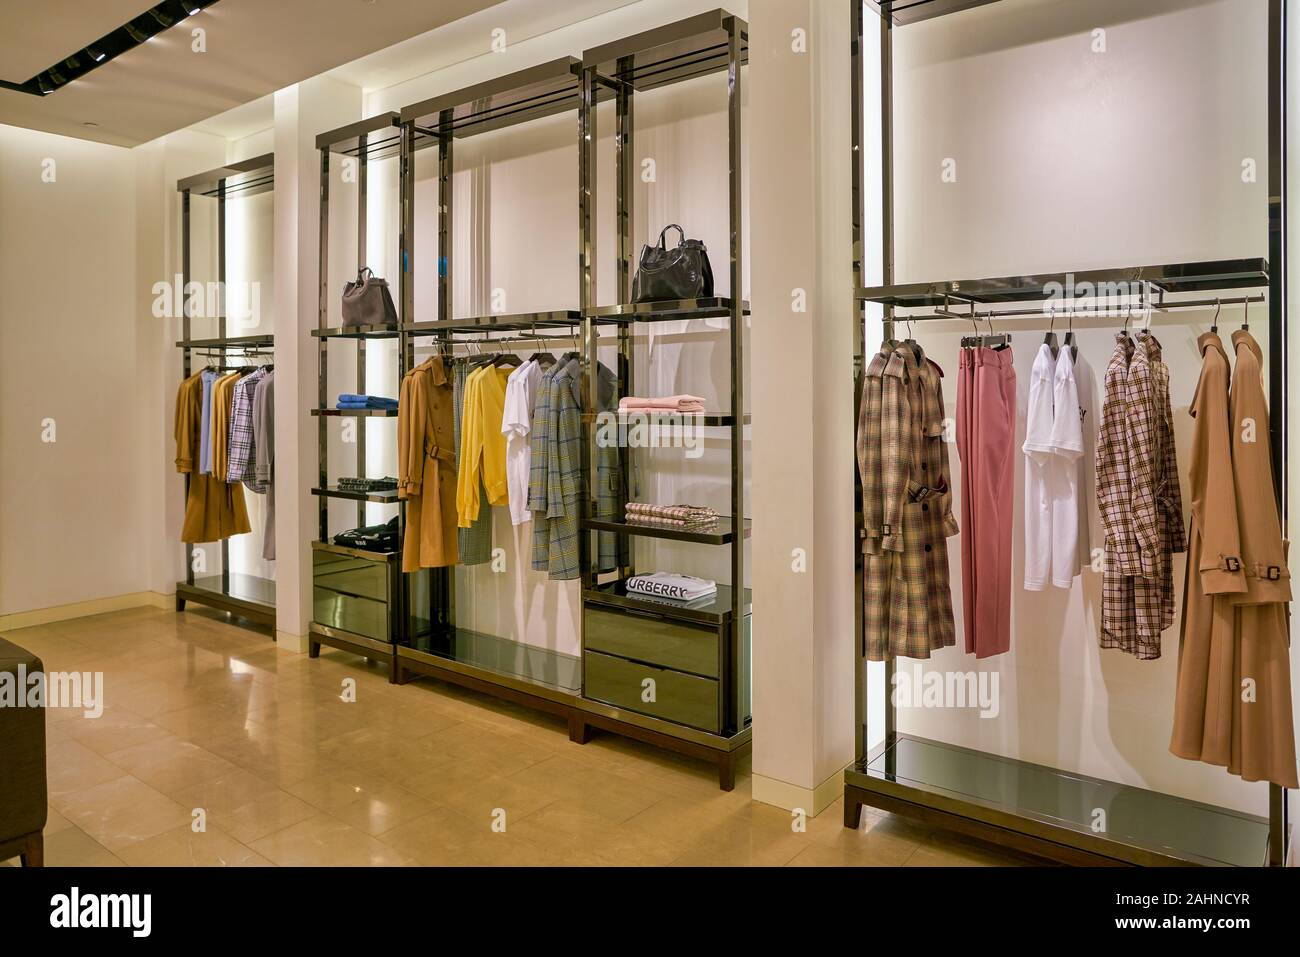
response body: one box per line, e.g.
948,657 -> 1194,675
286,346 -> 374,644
182,1 -> 202,14
86,46 -> 106,62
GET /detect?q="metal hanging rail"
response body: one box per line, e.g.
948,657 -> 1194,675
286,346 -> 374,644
844,0 -> 1290,867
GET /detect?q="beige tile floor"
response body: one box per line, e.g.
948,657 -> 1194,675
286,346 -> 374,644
3,605 -> 1039,867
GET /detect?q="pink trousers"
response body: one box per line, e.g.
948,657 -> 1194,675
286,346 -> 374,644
957,347 -> 1017,658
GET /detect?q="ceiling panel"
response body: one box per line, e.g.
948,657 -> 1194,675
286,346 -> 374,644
0,0 -> 505,147
0,0 -> 157,83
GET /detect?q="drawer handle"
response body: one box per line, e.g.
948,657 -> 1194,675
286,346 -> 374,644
619,608 -> 665,622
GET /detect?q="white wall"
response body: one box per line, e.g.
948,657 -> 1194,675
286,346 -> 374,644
869,0 -> 1283,816
0,125 -> 143,614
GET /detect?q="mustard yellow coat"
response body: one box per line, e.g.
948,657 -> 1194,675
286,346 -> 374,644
398,357 -> 459,571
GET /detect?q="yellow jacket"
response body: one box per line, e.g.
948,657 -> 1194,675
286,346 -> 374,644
457,364 -> 512,526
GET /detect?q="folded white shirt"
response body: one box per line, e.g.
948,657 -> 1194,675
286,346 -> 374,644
625,573 -> 718,602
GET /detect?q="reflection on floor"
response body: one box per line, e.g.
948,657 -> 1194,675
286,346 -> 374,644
3,606 -> 1038,867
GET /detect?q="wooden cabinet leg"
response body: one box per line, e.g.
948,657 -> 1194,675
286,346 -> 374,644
844,794 -> 863,830
175,595 -> 186,612
308,639 -> 320,659
20,832 -> 43,868
568,712 -> 590,745
388,657 -> 401,685
718,753 -> 736,792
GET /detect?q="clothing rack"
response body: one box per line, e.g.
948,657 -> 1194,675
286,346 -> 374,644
844,0 -> 1290,867
173,153 -> 277,632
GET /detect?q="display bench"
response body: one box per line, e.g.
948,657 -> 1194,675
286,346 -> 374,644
304,12 -> 752,790
174,154 -> 276,631
843,0 -> 1291,866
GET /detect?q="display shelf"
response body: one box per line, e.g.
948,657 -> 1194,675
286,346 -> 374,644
311,325 -> 401,340
175,573 -> 275,628
401,57 -> 586,141
311,486 -> 400,504
585,580 -> 750,625
177,153 -> 275,198
582,514 -> 749,545
401,310 -> 582,335
846,734 -> 1270,867
311,408 -> 398,418
582,8 -> 748,93
312,539 -> 400,562
176,334 -> 275,349
858,258 -> 1270,308
587,297 -> 750,323
874,0 -> 1004,25
583,410 -> 750,428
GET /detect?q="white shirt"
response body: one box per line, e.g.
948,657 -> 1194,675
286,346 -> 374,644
1022,344 -> 1084,590
501,360 -> 540,525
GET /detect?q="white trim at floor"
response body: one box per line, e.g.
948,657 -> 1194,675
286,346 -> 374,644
751,764 -> 848,818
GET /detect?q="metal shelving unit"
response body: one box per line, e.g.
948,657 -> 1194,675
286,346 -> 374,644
300,14 -> 752,789
572,9 -> 753,788
843,0 -> 1290,866
389,56 -> 589,693
174,153 -> 276,631
309,113 -> 408,675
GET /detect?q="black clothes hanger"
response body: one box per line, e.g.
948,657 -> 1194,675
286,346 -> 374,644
1062,307 -> 1076,361
1044,306 -> 1060,359
493,353 -> 523,368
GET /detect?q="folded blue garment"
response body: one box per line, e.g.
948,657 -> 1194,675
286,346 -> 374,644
337,394 -> 398,409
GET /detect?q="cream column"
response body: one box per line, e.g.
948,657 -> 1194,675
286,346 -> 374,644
272,78 -> 362,650
749,0 -> 856,815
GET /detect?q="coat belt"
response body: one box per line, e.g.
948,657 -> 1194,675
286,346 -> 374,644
424,442 -> 455,466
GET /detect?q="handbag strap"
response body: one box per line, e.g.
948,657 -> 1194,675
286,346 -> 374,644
657,224 -> 685,250
357,266 -> 373,284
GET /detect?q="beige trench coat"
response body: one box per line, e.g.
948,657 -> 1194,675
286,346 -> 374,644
398,357 -> 459,571
1170,331 -> 1297,788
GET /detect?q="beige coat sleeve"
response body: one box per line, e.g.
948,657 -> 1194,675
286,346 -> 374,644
1192,351 -> 1246,595
1229,341 -> 1291,605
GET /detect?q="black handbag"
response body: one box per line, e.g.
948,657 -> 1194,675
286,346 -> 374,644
342,267 -> 398,328
631,225 -> 715,303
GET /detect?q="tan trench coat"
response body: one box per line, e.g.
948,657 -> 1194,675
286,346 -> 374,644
398,356 -> 459,571
1170,331 -> 1298,788
176,371 -> 251,544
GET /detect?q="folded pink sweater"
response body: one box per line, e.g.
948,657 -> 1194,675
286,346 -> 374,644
618,394 -> 706,413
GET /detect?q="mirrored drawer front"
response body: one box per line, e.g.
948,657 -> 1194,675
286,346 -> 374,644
313,550 -> 391,602
584,650 -> 721,734
313,588 -> 389,643
584,605 -> 719,678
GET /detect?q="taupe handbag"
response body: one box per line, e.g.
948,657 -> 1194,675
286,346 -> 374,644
342,267 -> 398,328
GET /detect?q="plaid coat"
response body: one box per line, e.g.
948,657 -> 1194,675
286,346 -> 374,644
226,367 -> 268,493
859,341 -> 958,661
529,358 -> 621,580
1098,332 -> 1185,658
